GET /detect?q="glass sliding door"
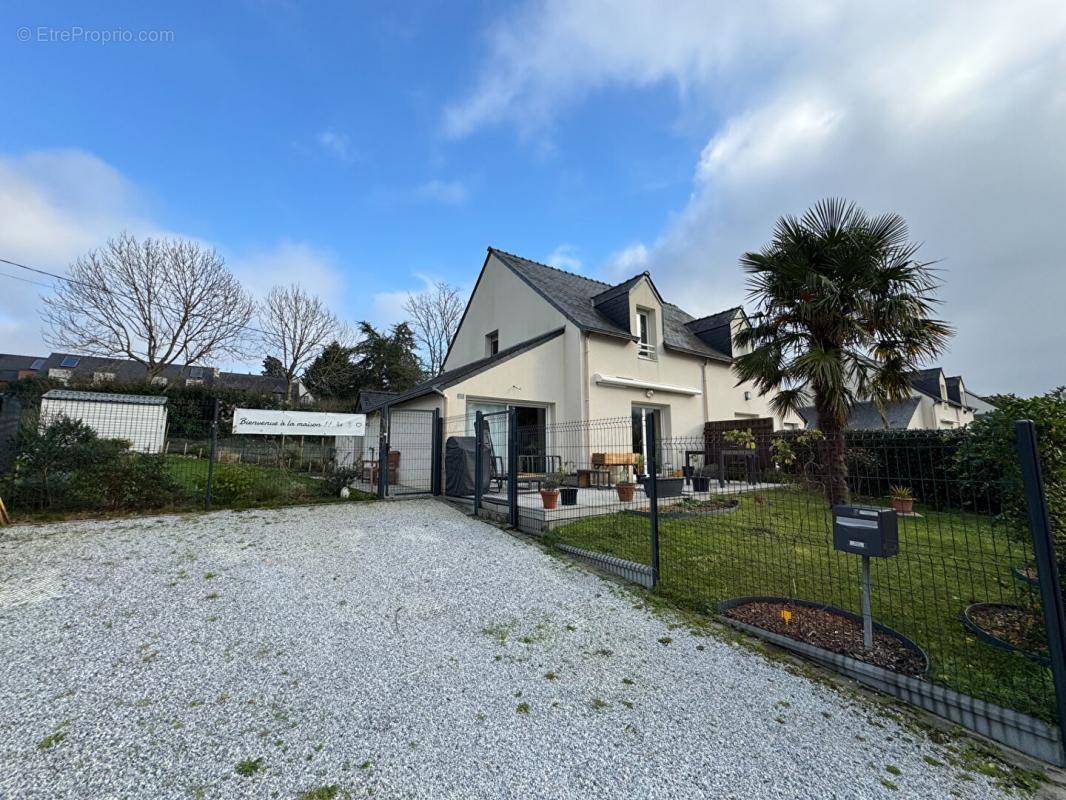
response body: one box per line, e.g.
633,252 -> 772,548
631,405 -> 663,475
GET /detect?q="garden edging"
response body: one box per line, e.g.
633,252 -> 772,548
718,599 -> 1064,766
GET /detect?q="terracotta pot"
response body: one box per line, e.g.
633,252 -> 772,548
890,497 -> 914,514
615,483 -> 635,502
540,489 -> 559,510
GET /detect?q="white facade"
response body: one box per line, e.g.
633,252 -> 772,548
379,251 -> 803,439
39,391 -> 168,453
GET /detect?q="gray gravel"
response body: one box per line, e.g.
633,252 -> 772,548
0,500 -> 1016,799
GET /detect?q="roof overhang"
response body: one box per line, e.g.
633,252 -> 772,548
592,373 -> 702,396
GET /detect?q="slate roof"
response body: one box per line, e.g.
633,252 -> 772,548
357,390 -> 398,413
42,389 -> 168,406
363,327 -> 566,412
800,397 -> 922,430
487,249 -> 732,362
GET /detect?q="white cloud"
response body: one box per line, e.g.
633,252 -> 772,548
230,240 -> 346,302
544,244 -> 582,272
316,129 -> 354,162
0,149 -> 350,368
603,243 -> 649,280
0,149 -> 167,356
449,0 -> 1066,394
413,179 -> 468,205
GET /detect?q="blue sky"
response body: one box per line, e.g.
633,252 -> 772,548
2,1 -> 1064,393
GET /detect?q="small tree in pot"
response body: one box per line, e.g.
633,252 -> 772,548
540,473 -> 560,510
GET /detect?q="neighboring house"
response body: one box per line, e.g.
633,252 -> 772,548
362,247 -> 804,463
0,354 -> 46,385
800,367 -> 989,431
1,352 -> 312,405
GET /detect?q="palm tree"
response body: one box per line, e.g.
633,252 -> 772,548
733,199 -> 953,504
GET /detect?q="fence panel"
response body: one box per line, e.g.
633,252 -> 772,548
2,391 -> 373,518
385,408 -> 436,496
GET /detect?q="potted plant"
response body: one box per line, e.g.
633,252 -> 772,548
540,473 -> 560,510
615,480 -> 636,502
654,473 -> 685,498
554,470 -> 578,506
691,465 -> 715,493
889,485 -> 914,515
634,454 -> 645,481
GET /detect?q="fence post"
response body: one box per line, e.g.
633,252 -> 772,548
431,409 -> 442,496
507,408 -> 518,528
645,413 -> 660,586
473,411 -> 483,515
377,408 -> 389,500
1017,420 -> 1066,758
204,398 -> 219,511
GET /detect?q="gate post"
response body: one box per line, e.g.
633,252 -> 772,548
1017,420 -> 1066,759
377,408 -> 389,500
645,413 -> 660,586
431,409 -> 442,496
507,407 -> 518,528
473,411 -> 484,515
204,398 -> 220,511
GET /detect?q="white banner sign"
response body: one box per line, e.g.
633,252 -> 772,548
232,408 -> 366,436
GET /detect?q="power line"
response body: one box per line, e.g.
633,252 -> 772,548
0,254 -> 273,337
0,270 -> 56,289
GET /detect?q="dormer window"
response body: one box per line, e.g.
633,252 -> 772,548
636,309 -> 656,359
486,330 -> 499,357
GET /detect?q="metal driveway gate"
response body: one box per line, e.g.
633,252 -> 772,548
377,408 -> 441,497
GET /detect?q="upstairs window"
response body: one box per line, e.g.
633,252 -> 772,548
485,330 -> 499,357
636,310 -> 656,359
60,355 -> 80,368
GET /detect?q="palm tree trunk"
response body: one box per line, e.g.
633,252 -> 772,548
814,398 -> 850,506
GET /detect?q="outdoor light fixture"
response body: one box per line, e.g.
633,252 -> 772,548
832,505 -> 899,650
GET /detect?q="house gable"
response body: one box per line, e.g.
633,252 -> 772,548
442,251 -> 569,372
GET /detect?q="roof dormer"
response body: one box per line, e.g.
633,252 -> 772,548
686,307 -> 745,358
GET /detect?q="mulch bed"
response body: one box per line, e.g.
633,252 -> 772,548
967,603 -> 1048,658
725,600 -> 926,676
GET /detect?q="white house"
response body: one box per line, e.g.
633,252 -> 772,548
363,248 -> 803,464
799,367 -> 989,431
39,389 -> 168,453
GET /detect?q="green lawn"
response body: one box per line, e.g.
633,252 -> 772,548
546,486 -> 1055,722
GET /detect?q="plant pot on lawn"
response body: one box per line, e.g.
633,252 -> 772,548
540,488 -> 560,510
961,602 -> 1050,665
559,486 -> 578,506
718,596 -> 929,676
615,482 -> 635,502
889,485 -> 914,515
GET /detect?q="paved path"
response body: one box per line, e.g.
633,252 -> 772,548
0,501 -> 1019,799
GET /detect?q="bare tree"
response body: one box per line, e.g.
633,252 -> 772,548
258,284 -> 344,394
41,233 -> 254,380
403,281 -> 464,375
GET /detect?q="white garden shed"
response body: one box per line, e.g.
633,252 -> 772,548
39,389 -> 168,454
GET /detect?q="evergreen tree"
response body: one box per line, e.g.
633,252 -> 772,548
262,356 -> 286,378
303,341 -> 359,400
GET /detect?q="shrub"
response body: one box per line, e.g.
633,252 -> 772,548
209,464 -> 258,504
955,389 -> 1065,546
10,415 -> 181,513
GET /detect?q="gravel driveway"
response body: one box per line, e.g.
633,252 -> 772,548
0,500 -> 1022,799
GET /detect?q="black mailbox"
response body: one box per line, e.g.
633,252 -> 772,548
832,505 -> 898,558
